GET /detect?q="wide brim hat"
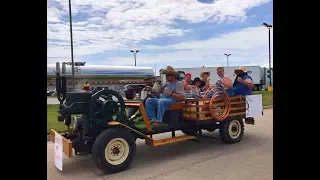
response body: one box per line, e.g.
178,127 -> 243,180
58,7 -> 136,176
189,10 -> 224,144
161,65 -> 178,75
191,77 -> 206,88
200,71 -> 210,78
234,66 -> 247,73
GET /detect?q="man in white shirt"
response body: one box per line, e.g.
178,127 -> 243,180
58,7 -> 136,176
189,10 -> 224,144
216,67 -> 233,89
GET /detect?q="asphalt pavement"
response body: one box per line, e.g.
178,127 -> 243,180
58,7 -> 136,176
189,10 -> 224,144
47,109 -> 273,180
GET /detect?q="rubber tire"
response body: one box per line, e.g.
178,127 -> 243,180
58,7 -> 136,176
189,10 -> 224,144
92,128 -> 136,174
219,119 -> 244,144
181,129 -> 198,136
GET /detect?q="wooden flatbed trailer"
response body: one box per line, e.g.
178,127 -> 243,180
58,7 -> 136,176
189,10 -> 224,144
50,92 -> 260,173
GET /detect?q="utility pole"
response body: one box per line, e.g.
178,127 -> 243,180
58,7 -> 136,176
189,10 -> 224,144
262,23 -> 273,91
154,60 -> 157,76
68,0 -> 75,90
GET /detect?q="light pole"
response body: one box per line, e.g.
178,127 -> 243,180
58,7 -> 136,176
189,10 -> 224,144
262,23 -> 272,91
68,0 -> 75,90
130,50 -> 139,66
224,53 -> 231,67
154,60 -> 156,76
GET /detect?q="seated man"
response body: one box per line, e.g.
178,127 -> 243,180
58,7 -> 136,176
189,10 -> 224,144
206,66 -> 253,98
231,66 -> 254,96
189,77 -> 205,98
145,66 -> 185,125
127,75 -> 158,118
206,67 -> 232,97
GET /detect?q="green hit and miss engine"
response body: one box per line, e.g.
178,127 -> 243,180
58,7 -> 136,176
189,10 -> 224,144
55,62 -> 129,155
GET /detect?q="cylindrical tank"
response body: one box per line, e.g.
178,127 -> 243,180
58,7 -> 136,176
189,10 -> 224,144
47,64 -> 154,78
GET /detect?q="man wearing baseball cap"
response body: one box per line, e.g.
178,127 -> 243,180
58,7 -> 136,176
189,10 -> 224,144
181,73 -> 193,90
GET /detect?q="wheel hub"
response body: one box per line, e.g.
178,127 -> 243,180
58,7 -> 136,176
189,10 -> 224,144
111,146 -> 120,155
231,125 -> 238,134
228,120 -> 241,138
105,138 -> 130,165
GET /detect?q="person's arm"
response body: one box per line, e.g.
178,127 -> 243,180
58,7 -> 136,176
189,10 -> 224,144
172,82 -> 185,100
221,76 -> 233,89
237,77 -> 254,88
201,79 -> 210,91
164,82 -> 185,100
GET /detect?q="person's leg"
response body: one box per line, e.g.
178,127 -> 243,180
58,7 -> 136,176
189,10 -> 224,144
226,89 -> 235,96
156,98 -> 173,122
145,98 -> 159,120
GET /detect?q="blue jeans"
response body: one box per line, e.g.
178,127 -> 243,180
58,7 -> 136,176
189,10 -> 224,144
145,98 -> 173,122
207,89 -> 235,98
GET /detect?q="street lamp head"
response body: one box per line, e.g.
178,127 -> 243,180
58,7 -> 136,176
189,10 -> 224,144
130,50 -> 134,52
262,23 -> 272,28
224,53 -> 231,56
136,50 -> 139,53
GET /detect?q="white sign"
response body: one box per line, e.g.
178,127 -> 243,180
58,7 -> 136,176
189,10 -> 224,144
54,132 -> 63,171
246,95 -> 263,118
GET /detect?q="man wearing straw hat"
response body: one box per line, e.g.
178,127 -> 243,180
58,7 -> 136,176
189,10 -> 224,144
232,66 -> 254,95
145,65 -> 185,125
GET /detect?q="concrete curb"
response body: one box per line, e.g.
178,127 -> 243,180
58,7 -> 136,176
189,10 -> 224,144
47,105 -> 273,141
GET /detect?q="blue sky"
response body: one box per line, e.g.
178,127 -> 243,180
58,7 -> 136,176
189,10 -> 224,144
47,0 -> 273,75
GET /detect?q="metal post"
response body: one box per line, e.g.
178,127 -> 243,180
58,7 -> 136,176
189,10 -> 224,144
155,60 -> 156,76
227,56 -> 229,67
268,28 -> 272,86
130,50 -> 139,66
224,53 -> 231,67
262,23 -> 272,91
68,0 -> 75,90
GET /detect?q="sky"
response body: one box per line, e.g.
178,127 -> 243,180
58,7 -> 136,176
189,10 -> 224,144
47,0 -> 273,75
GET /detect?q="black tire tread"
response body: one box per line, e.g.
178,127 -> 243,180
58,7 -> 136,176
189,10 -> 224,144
219,119 -> 244,144
92,128 -> 136,174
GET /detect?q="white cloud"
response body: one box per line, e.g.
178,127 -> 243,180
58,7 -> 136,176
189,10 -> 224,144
47,0 -> 272,63
107,26 -> 273,69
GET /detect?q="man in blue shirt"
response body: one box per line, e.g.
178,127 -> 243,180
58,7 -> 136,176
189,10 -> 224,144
231,66 -> 254,96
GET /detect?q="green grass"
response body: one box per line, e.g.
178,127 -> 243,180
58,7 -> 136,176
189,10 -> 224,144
47,90 -> 272,134
252,90 -> 273,106
47,104 -> 68,134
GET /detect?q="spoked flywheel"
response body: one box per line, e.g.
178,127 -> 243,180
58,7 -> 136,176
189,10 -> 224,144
92,90 -> 126,124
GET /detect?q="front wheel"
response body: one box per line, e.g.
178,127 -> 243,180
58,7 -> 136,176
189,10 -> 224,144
92,128 -> 136,174
219,119 -> 244,144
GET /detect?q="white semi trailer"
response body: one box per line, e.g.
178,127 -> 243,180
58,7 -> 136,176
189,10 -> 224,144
160,66 -> 269,91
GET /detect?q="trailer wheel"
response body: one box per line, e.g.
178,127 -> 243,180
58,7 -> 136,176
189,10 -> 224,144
92,128 -> 136,174
219,119 -> 244,144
